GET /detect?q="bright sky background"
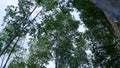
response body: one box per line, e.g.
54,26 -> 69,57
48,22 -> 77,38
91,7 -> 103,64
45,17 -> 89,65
0,0 -> 18,30
0,0 -> 86,68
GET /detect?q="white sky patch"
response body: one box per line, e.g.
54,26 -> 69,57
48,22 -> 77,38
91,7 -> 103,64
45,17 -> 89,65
78,24 -> 86,33
47,61 -> 55,68
70,8 -> 81,21
29,6 -> 42,20
70,8 -> 86,32
0,0 -> 18,30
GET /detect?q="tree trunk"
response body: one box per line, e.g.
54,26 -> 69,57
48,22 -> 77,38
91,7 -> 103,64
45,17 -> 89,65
104,12 -> 120,38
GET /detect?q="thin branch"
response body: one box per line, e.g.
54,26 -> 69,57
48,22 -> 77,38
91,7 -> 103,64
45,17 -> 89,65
1,5 -> 38,66
23,9 -> 41,29
0,5 -> 38,57
0,34 -> 17,57
21,5 -> 38,24
3,37 -> 20,68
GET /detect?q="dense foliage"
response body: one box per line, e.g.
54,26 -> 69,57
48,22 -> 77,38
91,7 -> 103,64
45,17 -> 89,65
0,0 -> 120,68
72,0 -> 120,67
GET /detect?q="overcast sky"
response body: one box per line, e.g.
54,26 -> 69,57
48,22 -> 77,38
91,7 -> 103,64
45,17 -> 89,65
0,0 -> 18,30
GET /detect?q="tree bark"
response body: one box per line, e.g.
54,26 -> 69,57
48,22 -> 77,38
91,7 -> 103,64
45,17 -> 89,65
104,12 -> 120,38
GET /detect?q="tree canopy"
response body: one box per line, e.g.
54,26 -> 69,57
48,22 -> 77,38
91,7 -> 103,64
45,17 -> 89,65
0,0 -> 120,68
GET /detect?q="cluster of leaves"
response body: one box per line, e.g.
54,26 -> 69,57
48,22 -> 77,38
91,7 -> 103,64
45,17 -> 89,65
72,0 -> 120,67
0,0 -> 88,68
1,0 -> 120,68
0,0 -> 36,57
40,7 -> 87,68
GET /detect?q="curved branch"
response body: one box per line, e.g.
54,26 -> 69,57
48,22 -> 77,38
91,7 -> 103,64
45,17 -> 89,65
104,12 -> 120,38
